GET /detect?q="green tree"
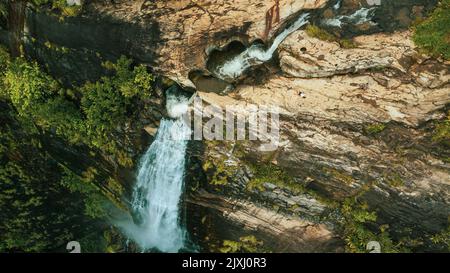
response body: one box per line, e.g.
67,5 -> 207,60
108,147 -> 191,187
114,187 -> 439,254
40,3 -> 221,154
3,58 -> 58,115
0,46 -> 154,252
0,103 -> 101,252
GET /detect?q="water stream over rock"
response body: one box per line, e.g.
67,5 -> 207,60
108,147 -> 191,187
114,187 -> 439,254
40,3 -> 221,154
118,89 -> 191,253
212,13 -> 310,81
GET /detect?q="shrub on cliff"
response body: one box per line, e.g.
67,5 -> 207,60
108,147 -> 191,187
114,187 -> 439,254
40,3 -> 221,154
0,101 -> 104,252
0,48 -> 154,167
413,0 -> 450,60
0,46 -> 153,252
80,56 -> 153,166
3,57 -> 59,115
305,24 -> 357,49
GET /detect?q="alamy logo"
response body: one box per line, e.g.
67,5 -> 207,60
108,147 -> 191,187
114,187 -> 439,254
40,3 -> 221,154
66,241 -> 81,253
367,241 -> 381,253
173,96 -> 281,152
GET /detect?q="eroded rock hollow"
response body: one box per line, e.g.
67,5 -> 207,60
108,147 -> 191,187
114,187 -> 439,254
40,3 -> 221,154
1,0 -> 448,253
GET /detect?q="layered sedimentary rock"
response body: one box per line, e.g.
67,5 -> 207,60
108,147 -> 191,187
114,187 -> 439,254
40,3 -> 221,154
193,25 -> 449,250
2,0 -> 448,252
16,0 -> 329,87
138,0 -> 329,87
187,191 -> 343,252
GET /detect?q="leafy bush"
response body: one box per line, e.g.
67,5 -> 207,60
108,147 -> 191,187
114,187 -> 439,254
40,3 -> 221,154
430,225 -> 450,251
305,25 -> 336,42
79,56 -> 153,164
365,123 -> 386,135
52,0 -> 82,17
340,198 -> 406,253
3,58 -> 59,115
28,0 -> 82,17
60,168 -> 108,219
0,103 -> 101,252
413,0 -> 450,60
0,46 -> 9,71
432,110 -> 450,145
34,96 -> 86,143
305,25 -> 357,49
0,2 -> 6,19
219,236 -> 266,253
247,163 -> 304,194
103,56 -> 154,99
1,50 -> 154,167
0,47 -> 153,252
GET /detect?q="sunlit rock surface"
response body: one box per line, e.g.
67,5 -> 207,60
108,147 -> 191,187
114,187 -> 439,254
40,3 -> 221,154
6,0 -> 448,252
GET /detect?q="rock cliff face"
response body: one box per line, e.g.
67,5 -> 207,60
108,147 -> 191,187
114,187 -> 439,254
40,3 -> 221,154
3,0 -> 448,252
139,0 -> 329,88
183,1 -> 449,252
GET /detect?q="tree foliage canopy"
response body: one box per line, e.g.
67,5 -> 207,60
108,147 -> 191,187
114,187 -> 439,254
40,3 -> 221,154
0,46 -> 154,252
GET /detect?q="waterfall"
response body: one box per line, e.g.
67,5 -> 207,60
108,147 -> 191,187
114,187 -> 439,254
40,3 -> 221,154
215,13 -> 310,80
333,0 -> 342,10
322,7 -> 377,28
118,88 -> 191,253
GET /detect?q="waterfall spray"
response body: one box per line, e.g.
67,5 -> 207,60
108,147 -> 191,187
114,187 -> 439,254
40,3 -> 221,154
322,7 -> 377,28
119,88 -> 191,253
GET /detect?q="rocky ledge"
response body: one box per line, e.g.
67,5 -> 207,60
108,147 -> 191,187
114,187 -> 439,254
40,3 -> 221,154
4,0 -> 448,252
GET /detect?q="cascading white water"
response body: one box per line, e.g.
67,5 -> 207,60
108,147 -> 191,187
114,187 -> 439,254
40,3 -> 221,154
333,0 -> 342,10
118,89 -> 191,253
215,13 -> 310,80
322,7 -> 377,28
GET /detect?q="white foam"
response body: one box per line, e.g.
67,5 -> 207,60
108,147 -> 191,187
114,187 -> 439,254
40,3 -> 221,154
323,7 -> 377,28
215,13 -> 310,80
166,87 -> 190,119
333,0 -> 342,10
118,117 -> 191,253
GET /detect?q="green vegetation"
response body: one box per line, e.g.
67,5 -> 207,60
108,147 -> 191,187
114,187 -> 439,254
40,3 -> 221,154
430,224 -> 450,251
305,25 -> 336,41
0,0 -> 82,18
247,163 -> 304,194
384,172 -> 405,188
202,141 -> 240,186
413,0 -> 450,60
203,160 -> 232,186
31,0 -> 82,17
340,198 -> 407,253
1,45 -> 153,168
305,25 -> 357,49
202,154 -> 236,186
323,167 -> 355,185
51,0 -> 82,17
0,102 -> 106,252
339,39 -> 358,49
3,57 -> 60,115
0,45 -> 154,251
219,235 -> 267,253
365,123 -> 386,135
432,110 -> 450,145
59,168 -> 108,219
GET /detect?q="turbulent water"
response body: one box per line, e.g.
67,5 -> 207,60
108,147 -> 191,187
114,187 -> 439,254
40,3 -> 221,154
215,13 -> 310,80
322,7 -> 377,28
119,90 -> 191,253
333,0 -> 342,10
166,86 -> 192,119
